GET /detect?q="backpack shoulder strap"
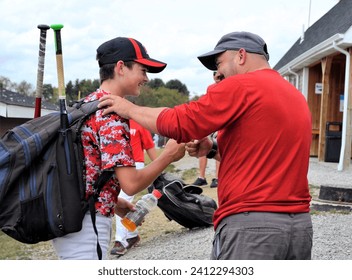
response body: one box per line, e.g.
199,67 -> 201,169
67,99 -> 100,125
70,99 -> 113,260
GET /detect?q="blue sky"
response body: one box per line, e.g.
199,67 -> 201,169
0,0 -> 339,96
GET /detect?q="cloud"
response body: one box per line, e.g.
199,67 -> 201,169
0,0 -> 339,96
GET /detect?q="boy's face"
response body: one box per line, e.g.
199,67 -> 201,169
123,62 -> 149,97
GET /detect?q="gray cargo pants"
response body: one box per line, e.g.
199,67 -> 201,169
211,212 -> 313,260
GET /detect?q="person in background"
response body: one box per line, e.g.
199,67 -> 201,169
111,119 -> 157,256
52,36 -> 185,260
193,72 -> 222,188
98,31 -> 313,260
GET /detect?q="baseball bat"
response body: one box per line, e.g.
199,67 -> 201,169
34,24 -> 50,118
50,24 -> 68,129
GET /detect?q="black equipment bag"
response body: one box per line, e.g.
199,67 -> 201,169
149,173 -> 217,229
0,99 -> 112,251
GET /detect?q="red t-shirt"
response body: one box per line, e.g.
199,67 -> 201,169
157,69 -> 312,229
81,90 -> 134,217
129,119 -> 155,163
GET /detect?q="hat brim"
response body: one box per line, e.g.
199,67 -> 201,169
135,58 -> 167,73
197,49 -> 226,71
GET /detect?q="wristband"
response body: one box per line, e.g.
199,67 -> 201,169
206,139 -> 218,159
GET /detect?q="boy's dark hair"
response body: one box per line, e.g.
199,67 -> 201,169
98,61 -> 135,84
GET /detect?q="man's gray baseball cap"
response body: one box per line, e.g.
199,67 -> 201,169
198,31 -> 269,70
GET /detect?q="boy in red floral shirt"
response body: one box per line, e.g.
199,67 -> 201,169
52,37 -> 185,260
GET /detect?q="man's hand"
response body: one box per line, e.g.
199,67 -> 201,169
185,137 -> 213,158
98,94 -> 165,134
98,95 -> 134,119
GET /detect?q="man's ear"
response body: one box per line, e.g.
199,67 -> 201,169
238,48 -> 246,65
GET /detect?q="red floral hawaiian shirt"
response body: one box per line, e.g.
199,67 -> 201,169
81,89 -> 134,217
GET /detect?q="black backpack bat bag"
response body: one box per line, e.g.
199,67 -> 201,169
0,100 -> 112,252
149,173 -> 217,228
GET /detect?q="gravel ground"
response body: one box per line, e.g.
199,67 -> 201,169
117,214 -> 352,260
116,156 -> 352,260
307,157 -> 352,188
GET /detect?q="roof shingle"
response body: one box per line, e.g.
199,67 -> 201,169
0,88 -> 59,110
274,0 -> 352,70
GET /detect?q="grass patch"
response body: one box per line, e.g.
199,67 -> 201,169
181,167 -> 198,182
0,232 -> 29,259
310,208 -> 351,215
309,184 -> 320,199
0,231 -> 56,260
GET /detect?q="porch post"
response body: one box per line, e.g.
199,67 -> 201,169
318,57 -> 332,161
340,48 -> 352,169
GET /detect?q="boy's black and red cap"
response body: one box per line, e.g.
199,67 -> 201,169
97,37 -> 167,73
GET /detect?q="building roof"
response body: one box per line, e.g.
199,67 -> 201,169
274,0 -> 352,71
0,88 -> 59,110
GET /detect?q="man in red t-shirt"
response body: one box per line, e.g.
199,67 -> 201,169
111,120 -> 157,256
98,31 -> 313,260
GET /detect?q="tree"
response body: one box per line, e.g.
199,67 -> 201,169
42,84 -> 54,101
154,87 -> 188,107
0,76 -> 13,90
16,81 -> 34,96
92,79 -> 100,92
190,95 -> 201,101
0,76 -> 26,93
137,85 -> 188,108
0,76 -> 192,108
66,81 -> 75,103
147,78 -> 165,89
66,78 -> 100,103
165,79 -> 189,97
135,86 -> 160,107
78,79 -> 92,98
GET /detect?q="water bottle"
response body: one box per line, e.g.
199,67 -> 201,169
121,189 -> 162,231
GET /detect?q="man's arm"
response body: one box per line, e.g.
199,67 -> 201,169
98,95 -> 166,134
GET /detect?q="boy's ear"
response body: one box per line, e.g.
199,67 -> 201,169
115,60 -> 125,74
